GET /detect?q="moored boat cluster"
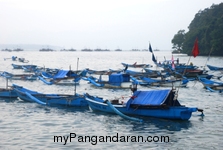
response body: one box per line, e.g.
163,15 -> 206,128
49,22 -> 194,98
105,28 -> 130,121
1,55 -> 223,121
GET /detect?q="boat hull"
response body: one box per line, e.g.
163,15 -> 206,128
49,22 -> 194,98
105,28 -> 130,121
207,65 -> 223,71
199,78 -> 223,90
1,71 -> 38,80
38,76 -> 80,85
202,84 -> 223,90
137,76 -> 188,87
0,88 -> 17,98
85,97 -> 197,120
150,80 -> 187,87
121,62 -> 152,68
18,92 -> 88,106
98,82 -> 133,89
13,85 -> 88,106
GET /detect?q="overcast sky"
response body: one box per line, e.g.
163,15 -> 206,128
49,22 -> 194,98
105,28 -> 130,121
0,0 -> 222,50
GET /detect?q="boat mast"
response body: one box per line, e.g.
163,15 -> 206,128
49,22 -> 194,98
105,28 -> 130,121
203,48 -> 213,70
6,78 -> 8,89
74,58 -> 79,95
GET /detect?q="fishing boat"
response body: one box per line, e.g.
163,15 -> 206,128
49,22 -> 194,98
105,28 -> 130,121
198,78 -> 223,92
12,84 -> 88,106
86,68 -> 122,75
82,73 -> 134,89
38,69 -> 85,85
121,62 -> 152,68
131,76 -> 189,87
4,56 -> 27,62
84,87 -> 203,120
0,79 -> 17,98
172,71 -> 213,80
0,71 -> 38,80
206,64 -> 223,71
11,63 -> 24,69
0,87 -> 17,98
183,69 -> 205,78
39,76 -> 81,85
163,64 -> 204,78
124,69 -> 159,78
11,64 -> 37,69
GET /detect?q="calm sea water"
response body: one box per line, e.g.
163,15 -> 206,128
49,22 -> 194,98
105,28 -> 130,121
0,51 -> 223,150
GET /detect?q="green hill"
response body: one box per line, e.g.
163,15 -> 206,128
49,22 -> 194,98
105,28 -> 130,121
171,3 -> 223,56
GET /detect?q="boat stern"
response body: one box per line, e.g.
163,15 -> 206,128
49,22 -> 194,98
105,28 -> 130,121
180,107 -> 203,120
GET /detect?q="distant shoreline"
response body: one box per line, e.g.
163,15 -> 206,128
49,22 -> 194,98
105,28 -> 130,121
1,49 -> 171,52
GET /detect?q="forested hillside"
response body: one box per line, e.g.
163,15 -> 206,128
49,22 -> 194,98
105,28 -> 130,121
172,3 -> 223,56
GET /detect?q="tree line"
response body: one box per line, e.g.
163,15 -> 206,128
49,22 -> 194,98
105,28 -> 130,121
171,3 -> 223,56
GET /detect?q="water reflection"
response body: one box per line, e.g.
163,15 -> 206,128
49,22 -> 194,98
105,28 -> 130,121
131,118 -> 193,132
93,110 -> 194,132
0,97 -> 18,102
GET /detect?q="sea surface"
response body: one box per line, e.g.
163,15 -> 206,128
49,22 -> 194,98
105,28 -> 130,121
0,51 -> 223,150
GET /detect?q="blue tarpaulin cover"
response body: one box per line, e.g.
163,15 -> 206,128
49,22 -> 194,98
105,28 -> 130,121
122,74 -> 130,82
53,70 -> 69,79
109,73 -> 123,86
126,89 -> 171,109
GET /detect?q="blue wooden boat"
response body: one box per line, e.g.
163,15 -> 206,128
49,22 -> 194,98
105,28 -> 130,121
11,64 -> 37,69
158,60 -> 205,78
206,64 -> 223,71
154,59 -> 187,69
0,71 -> 38,80
39,76 -> 81,85
124,69 -> 159,78
38,69 -> 85,85
131,76 -> 189,87
0,79 -> 17,98
198,78 -> 223,92
82,73 -> 134,89
84,88 -> 203,120
168,69 -> 204,79
0,87 -> 17,98
121,62 -> 152,68
12,84 -> 88,106
11,63 -> 24,69
85,68 -> 122,75
122,63 -> 159,78
1,71 -> 38,80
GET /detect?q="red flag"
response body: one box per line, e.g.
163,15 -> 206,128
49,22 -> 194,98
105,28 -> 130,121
192,38 -> 199,57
